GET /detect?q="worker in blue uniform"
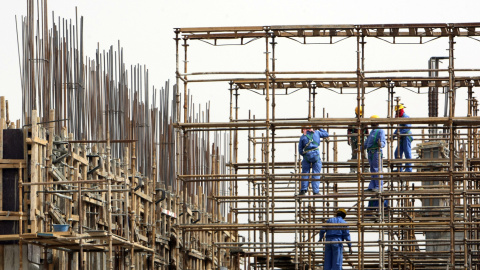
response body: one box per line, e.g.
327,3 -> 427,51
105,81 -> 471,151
319,208 -> 352,270
298,127 -> 329,195
364,115 -> 386,192
364,115 -> 388,211
394,104 -> 413,172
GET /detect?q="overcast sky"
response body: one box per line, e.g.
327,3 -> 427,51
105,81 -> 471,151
2,0 -> 480,123
2,0 -> 480,165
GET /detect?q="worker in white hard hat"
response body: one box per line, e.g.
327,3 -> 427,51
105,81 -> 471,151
347,107 -> 369,173
394,104 -> 413,172
319,208 -> 352,270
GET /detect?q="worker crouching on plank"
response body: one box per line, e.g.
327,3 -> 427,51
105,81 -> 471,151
394,103 -> 413,172
319,208 -> 352,270
298,126 -> 329,196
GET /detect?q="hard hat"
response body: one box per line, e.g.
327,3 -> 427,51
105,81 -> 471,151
395,104 -> 406,111
370,115 -> 380,119
355,106 -> 362,116
337,208 -> 347,215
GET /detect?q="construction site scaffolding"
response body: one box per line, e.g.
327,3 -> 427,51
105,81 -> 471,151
0,1 -> 235,269
175,24 -> 480,269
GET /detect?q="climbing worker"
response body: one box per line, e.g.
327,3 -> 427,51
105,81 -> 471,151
347,107 -> 369,173
298,126 -> 329,196
319,208 -> 352,270
394,103 -> 413,172
364,115 -> 386,192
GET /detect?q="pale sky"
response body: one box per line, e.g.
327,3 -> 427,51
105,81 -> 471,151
2,0 -> 480,124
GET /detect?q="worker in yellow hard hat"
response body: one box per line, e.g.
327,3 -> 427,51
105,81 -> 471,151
394,103 -> 413,172
347,107 -> 369,173
319,208 -> 352,269
298,127 -> 329,196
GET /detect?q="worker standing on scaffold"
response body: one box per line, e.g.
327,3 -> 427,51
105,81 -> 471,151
319,208 -> 352,270
364,115 -> 386,192
298,126 -> 329,196
364,115 -> 389,212
347,107 -> 369,173
394,104 -> 413,172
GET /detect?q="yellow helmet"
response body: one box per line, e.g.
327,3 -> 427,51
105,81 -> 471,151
337,208 -> 347,215
394,104 -> 406,111
370,115 -> 380,119
355,106 -> 362,116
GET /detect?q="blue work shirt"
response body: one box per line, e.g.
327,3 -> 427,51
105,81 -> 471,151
364,128 -> 386,151
299,129 -> 329,162
319,216 -> 352,248
394,112 -> 412,135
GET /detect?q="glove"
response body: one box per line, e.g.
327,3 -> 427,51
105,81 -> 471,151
349,246 -> 353,255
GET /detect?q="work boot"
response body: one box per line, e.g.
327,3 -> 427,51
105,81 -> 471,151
350,168 -> 357,173
298,190 -> 307,196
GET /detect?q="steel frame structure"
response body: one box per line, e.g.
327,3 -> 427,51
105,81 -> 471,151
175,23 -> 480,269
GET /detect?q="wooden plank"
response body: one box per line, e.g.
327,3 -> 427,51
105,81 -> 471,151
0,159 -> 26,164
82,196 -> 103,207
72,152 -> 88,166
49,166 -> 68,182
0,216 -> 24,221
0,211 -> 27,216
0,234 -> 20,241
30,112 -> 38,233
25,137 -> 48,146
0,164 -> 25,169
134,190 -> 152,202
37,232 -> 71,238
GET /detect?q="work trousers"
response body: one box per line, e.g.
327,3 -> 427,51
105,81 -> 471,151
367,149 -> 383,190
394,137 -> 412,172
324,241 -> 343,270
301,158 -> 322,194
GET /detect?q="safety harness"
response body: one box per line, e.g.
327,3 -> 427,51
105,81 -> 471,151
403,129 -> 414,142
367,129 -> 380,151
302,132 -> 319,154
367,129 -> 382,161
398,115 -> 413,142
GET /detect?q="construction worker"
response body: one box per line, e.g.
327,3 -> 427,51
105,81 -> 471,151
347,107 -> 369,173
394,104 -> 413,172
298,127 -> 329,195
364,115 -> 386,192
319,208 -> 352,270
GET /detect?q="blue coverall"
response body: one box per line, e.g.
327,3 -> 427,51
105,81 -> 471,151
299,129 -> 329,194
319,216 -> 351,270
394,112 -> 413,172
363,128 -> 386,190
